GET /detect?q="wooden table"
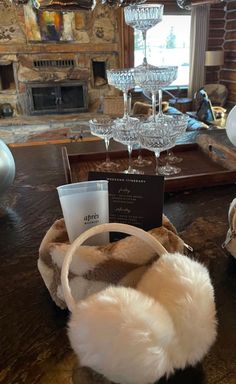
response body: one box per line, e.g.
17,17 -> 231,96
1,139 -> 236,384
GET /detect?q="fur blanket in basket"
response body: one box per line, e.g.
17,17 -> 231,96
38,216 -> 185,309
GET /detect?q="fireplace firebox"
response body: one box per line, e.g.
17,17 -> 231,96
27,81 -> 88,115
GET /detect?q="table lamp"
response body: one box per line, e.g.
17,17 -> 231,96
205,50 -> 224,67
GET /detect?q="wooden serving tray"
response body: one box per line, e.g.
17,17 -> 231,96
62,141 -> 236,192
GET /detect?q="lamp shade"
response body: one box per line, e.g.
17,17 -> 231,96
205,50 -> 224,66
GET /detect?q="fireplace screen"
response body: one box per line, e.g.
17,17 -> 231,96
27,82 -> 88,115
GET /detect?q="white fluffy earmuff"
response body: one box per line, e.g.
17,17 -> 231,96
61,223 -> 217,384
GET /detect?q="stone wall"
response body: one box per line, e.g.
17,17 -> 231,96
0,1 -> 25,43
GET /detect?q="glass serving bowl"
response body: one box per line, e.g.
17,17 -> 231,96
124,4 -> 164,68
139,119 -> 174,174
157,114 -> 189,175
112,118 -> 140,174
133,66 -> 178,119
89,117 -> 119,171
133,66 -> 178,92
106,68 -> 137,122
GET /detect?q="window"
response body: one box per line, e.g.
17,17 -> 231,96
134,15 -> 191,87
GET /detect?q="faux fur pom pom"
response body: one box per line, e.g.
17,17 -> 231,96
69,286 -> 176,384
68,253 -> 217,384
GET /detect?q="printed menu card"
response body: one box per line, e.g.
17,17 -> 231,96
88,172 -> 164,240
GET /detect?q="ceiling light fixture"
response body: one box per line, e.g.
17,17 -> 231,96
176,0 -> 191,10
176,0 -> 224,10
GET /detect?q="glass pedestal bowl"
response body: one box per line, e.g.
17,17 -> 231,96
133,66 -> 178,120
124,4 -> 164,68
106,68 -> 137,123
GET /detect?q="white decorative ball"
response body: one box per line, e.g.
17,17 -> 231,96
226,106 -> 236,146
0,139 -> 15,195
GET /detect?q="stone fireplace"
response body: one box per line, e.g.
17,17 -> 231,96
0,50 -> 120,116
0,1 -> 122,116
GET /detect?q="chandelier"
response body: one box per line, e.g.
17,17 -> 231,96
176,0 -> 191,10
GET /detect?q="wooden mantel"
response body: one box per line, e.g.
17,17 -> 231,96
0,43 -> 120,55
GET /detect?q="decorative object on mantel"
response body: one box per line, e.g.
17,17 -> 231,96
0,139 -> 15,196
0,103 -> 14,118
38,215 -> 185,309
60,222 -> 216,384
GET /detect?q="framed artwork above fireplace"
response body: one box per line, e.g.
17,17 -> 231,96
23,3 -> 74,42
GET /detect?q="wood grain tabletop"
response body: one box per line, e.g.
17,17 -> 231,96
0,133 -> 236,384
